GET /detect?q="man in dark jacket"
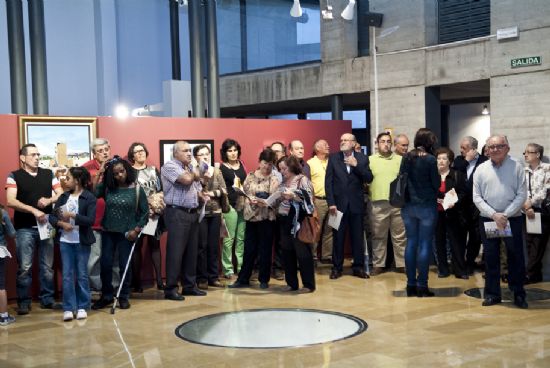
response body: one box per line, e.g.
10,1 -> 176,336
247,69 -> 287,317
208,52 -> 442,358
452,136 -> 488,274
325,133 -> 373,279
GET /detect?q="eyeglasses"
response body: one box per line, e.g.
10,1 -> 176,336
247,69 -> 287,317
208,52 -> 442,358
487,144 -> 507,151
95,147 -> 110,154
523,151 -> 538,155
133,149 -> 145,154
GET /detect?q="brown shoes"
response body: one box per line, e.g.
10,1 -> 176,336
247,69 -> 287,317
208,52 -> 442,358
370,267 -> 386,276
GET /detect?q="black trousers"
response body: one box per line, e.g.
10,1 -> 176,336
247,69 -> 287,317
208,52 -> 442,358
237,220 -> 274,284
164,207 -> 199,294
279,215 -> 315,291
332,210 -> 364,272
197,214 -> 222,283
465,207 -> 482,269
480,216 -> 526,299
435,211 -> 468,277
272,217 -> 284,271
525,213 -> 550,281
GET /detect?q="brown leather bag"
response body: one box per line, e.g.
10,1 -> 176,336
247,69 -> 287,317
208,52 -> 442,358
297,208 -> 321,244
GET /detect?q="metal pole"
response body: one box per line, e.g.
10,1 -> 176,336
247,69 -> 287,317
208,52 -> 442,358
206,0 -> 220,117
372,26 -> 379,142
331,94 -> 343,120
28,0 -> 49,114
6,0 -> 28,114
188,0 -> 205,117
169,0 -> 181,80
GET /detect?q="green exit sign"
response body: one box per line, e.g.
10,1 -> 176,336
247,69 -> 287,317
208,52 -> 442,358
511,56 -> 541,68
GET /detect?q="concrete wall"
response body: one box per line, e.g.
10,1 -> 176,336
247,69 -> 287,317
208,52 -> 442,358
448,103 -> 491,155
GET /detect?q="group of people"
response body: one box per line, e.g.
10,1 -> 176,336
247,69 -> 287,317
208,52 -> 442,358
1,129 -> 548,325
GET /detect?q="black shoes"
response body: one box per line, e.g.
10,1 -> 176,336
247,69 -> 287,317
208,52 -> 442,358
259,282 -> 269,289
406,286 -> 417,297
437,272 -> 450,278
182,288 -> 207,296
91,298 -> 114,310
157,282 -> 166,291
164,292 -> 185,301
482,296 -> 502,306
118,299 -> 131,309
17,304 -> 31,315
329,270 -> 342,280
455,274 -> 469,280
514,295 -> 528,309
228,280 -> 250,289
352,269 -> 369,279
416,287 -> 435,297
40,302 -> 63,310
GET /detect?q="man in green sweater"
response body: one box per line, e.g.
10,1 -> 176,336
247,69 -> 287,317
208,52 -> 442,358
369,133 -> 407,275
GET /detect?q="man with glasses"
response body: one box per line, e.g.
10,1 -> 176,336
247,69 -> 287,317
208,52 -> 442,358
6,144 -> 64,315
453,136 -> 488,274
161,141 -> 206,300
522,143 -> 550,284
82,138 -> 115,292
473,135 -> 528,308
326,133 -> 373,279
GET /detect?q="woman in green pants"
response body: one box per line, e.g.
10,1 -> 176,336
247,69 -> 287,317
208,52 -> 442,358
219,139 -> 247,279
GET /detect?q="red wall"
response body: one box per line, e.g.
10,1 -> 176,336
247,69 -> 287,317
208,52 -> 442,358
0,114 -> 351,298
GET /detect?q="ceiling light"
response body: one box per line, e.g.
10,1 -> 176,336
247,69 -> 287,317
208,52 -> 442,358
322,4 -> 333,20
114,105 -> 129,119
481,104 -> 490,115
290,0 -> 302,18
341,0 -> 356,21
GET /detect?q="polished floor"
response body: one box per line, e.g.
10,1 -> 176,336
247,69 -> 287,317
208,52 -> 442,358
1,263 -> 549,367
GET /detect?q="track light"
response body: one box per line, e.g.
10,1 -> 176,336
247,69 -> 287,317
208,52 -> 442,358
290,0 -> 302,18
341,0 -> 356,21
481,104 -> 490,115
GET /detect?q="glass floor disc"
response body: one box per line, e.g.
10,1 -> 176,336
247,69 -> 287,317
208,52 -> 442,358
175,308 -> 368,349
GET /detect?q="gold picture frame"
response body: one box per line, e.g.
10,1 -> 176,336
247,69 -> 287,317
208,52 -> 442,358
18,116 -> 98,169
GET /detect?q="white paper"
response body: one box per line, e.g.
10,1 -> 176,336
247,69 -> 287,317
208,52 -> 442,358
198,202 -> 206,223
442,188 -> 459,210
526,213 -> 542,234
37,215 -> 54,240
328,210 -> 343,230
257,191 -> 282,208
142,217 -> 159,236
483,221 -> 512,239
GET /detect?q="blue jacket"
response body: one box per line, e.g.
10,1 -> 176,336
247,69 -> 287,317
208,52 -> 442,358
49,190 -> 97,246
404,154 -> 439,205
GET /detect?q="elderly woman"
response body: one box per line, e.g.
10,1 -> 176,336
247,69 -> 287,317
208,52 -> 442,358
277,156 -> 316,293
219,139 -> 247,280
523,143 -> 550,284
401,128 -> 439,297
434,147 -> 468,279
127,142 -> 165,292
92,157 -> 148,310
194,144 -> 226,289
229,148 -> 279,289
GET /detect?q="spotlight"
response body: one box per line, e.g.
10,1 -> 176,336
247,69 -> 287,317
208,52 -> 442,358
322,5 -> 333,20
114,105 -> 129,119
481,104 -> 490,115
341,0 -> 356,21
290,0 -> 302,18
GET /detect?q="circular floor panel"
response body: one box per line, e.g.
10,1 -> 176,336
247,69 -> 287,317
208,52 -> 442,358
464,287 -> 550,302
175,308 -> 367,349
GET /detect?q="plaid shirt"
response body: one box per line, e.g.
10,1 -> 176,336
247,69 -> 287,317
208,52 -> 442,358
161,159 -> 201,208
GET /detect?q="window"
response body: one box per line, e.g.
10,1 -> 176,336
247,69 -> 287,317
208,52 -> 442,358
438,0 -> 490,44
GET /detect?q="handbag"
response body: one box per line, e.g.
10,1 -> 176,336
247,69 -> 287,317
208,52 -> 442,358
389,156 -> 408,208
541,188 -> 550,216
220,191 -> 231,214
297,208 -> 321,244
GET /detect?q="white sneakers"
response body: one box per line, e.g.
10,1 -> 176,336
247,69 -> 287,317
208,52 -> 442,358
63,311 -> 73,322
63,309 -> 87,322
76,309 -> 87,320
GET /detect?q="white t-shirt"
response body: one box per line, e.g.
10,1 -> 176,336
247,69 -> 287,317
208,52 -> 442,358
60,194 -> 80,243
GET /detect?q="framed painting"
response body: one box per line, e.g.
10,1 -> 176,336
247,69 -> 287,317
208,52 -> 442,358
159,139 -> 215,166
18,116 -> 97,171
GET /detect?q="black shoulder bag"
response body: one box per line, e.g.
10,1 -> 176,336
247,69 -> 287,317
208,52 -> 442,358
389,155 -> 409,208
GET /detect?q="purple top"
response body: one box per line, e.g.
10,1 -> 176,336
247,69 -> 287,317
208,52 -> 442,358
161,159 -> 202,208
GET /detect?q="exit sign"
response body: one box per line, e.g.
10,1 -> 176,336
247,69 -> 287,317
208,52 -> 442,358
511,56 -> 541,69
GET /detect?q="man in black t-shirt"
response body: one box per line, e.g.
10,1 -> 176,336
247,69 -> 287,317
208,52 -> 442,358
6,144 -> 63,315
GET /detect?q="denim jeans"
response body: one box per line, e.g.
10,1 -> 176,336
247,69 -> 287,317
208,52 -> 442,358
15,228 -> 55,306
100,232 -> 132,301
401,204 -> 437,288
60,242 -> 91,312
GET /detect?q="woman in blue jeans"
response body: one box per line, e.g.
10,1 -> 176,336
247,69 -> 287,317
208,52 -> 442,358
401,128 -> 440,297
50,167 -> 97,321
